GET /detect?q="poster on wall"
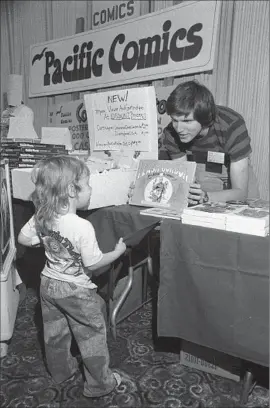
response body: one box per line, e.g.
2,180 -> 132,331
29,1 -> 221,97
0,160 -> 16,276
155,85 -> 175,140
84,86 -> 157,152
92,0 -> 140,28
48,100 -> 89,150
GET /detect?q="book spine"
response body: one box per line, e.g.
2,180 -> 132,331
18,158 -> 43,164
19,155 -> 47,160
19,147 -> 66,154
18,143 -> 66,149
1,142 -> 67,150
17,163 -> 34,168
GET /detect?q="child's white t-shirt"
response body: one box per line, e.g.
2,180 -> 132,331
20,213 -> 103,288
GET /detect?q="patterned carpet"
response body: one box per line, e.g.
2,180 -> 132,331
0,284 -> 269,408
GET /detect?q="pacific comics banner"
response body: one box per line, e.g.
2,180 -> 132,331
29,1 -> 220,97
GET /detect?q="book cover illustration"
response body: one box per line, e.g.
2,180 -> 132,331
246,199 -> 269,210
182,202 -> 241,218
235,208 -> 268,219
226,205 -> 269,232
129,160 -> 196,212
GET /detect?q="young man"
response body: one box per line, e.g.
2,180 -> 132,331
159,81 -> 259,205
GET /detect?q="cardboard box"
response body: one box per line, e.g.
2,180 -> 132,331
180,340 -> 241,382
11,167 -> 136,209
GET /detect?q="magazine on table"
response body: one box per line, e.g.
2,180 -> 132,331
129,159 -> 196,219
140,207 -> 182,220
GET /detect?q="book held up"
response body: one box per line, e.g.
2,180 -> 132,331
129,159 -> 197,219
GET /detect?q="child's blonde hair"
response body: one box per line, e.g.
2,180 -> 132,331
31,155 -> 90,234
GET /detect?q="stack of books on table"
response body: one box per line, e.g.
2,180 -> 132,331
182,200 -> 269,237
181,202 -> 229,230
1,140 -> 68,169
225,199 -> 269,236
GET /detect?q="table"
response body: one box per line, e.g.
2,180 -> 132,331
158,219 -> 269,367
81,205 -> 269,368
78,205 -> 159,251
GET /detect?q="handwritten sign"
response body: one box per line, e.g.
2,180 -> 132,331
84,86 -> 157,152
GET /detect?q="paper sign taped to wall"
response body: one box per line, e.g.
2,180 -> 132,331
84,86 -> 158,152
41,127 -> 72,150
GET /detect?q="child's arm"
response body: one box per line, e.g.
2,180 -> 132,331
17,216 -> 41,247
87,238 -> 126,271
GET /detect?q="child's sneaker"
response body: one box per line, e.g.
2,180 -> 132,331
113,372 -> 122,387
83,372 -> 122,398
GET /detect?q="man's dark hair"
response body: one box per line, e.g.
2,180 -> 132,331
166,81 -> 216,127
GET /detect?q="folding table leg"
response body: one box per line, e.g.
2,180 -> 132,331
110,265 -> 134,339
240,370 -> 254,405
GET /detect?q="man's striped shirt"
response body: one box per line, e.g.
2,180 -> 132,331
159,105 -> 252,163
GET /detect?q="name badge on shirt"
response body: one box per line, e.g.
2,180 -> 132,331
207,151 -> 225,164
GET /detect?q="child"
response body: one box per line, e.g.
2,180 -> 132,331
18,155 -> 126,398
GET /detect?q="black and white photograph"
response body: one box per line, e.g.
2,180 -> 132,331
0,1 -> 268,407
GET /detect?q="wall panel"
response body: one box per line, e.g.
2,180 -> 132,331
227,1 -> 269,199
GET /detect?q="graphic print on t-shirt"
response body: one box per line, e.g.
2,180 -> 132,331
42,230 -> 83,276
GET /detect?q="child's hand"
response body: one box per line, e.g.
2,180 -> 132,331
115,237 -> 126,255
127,182 -> 135,201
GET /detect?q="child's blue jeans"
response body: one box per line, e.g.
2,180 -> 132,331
40,275 -> 117,397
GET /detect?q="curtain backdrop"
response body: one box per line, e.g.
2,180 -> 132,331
0,0 -> 269,199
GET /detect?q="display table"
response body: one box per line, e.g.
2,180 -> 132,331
158,220 -> 269,367
81,205 -> 269,368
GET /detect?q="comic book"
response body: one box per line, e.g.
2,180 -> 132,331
140,207 -> 182,220
182,200 -> 269,236
129,159 -> 196,215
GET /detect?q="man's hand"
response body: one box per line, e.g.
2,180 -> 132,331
127,181 -> 135,201
188,182 -> 205,206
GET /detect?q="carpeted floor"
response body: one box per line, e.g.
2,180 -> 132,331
0,285 -> 269,408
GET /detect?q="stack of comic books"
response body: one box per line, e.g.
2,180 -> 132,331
181,202 -> 231,230
225,199 -> 269,236
129,159 -> 197,220
182,199 -> 269,236
0,140 -> 68,169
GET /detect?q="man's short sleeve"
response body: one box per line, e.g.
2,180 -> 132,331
224,117 -> 252,162
158,124 -> 186,160
79,221 -> 103,267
